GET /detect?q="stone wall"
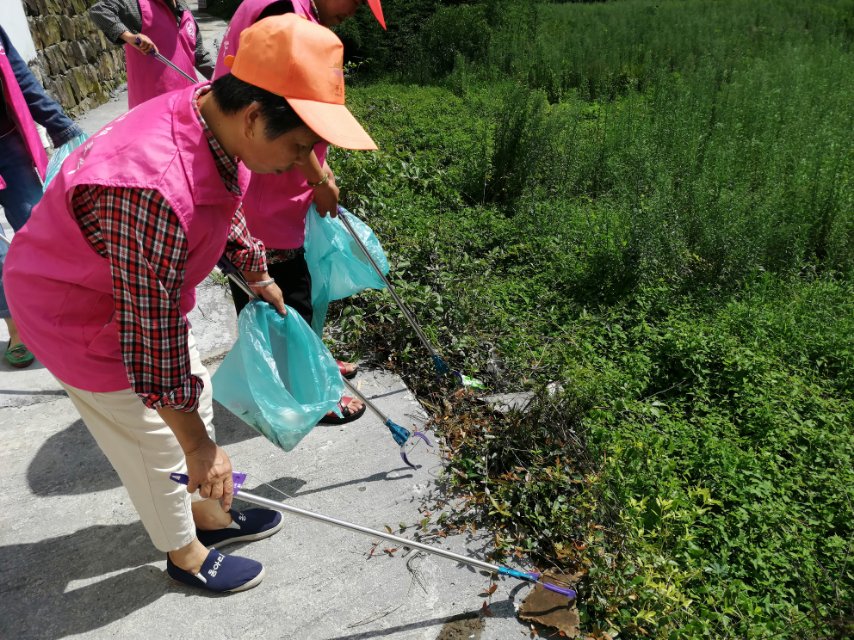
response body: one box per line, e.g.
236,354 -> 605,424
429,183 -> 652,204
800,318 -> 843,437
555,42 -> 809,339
23,0 -> 126,117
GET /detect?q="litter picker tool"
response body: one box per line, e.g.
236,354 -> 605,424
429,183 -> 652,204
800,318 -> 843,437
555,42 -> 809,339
152,51 -> 197,83
335,207 -> 468,385
137,38 -> 197,84
215,255 -> 432,469
341,375 -> 431,469
170,471 -> 576,599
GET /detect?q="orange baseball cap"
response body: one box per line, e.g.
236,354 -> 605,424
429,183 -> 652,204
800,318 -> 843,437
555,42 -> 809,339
223,14 -> 376,150
367,0 -> 387,30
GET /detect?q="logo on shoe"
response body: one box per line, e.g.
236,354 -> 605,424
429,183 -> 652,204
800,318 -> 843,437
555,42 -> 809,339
238,513 -> 247,523
208,553 -> 226,578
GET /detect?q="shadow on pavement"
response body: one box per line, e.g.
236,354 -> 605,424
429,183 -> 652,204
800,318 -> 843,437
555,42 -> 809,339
256,467 -> 415,502
25,402 -> 264,496
27,419 -> 118,496
0,358 -> 47,372
0,522 -> 166,639
320,600 -> 517,640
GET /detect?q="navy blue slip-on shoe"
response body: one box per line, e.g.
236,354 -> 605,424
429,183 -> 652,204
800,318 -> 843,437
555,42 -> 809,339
197,508 -> 284,549
166,548 -> 265,593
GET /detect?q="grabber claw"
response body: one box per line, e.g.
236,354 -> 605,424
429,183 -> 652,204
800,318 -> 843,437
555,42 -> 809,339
385,419 -> 433,469
432,354 -> 450,376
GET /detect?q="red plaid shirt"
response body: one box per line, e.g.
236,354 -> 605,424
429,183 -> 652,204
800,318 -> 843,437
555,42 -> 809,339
69,87 -> 265,412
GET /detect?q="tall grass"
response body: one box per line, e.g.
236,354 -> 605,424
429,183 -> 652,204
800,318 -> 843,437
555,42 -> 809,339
413,0 -> 854,295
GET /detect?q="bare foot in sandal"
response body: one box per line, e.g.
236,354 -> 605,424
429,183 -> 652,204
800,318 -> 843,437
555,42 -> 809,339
318,395 -> 365,425
336,360 -> 359,380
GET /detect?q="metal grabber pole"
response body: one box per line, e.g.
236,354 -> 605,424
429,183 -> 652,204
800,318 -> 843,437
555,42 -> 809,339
170,472 -> 576,599
137,38 -> 198,85
335,208 -> 457,380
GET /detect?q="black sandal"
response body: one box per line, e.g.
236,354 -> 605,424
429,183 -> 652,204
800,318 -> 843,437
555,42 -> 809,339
318,396 -> 366,425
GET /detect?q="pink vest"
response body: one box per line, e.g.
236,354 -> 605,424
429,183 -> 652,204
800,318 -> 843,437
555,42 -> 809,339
126,0 -> 197,108
4,85 -> 249,391
0,42 -> 47,189
214,0 -> 328,250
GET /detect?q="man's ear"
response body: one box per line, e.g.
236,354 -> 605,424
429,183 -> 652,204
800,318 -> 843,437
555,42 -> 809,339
243,102 -> 262,140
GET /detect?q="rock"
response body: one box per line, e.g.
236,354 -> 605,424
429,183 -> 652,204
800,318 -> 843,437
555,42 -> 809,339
481,391 -> 535,414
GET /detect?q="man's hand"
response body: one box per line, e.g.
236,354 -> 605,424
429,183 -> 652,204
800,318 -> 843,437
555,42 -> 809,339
121,31 -> 158,55
185,439 -> 234,511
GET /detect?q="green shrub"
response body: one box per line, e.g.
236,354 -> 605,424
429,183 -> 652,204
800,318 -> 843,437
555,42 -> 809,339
325,2 -> 853,636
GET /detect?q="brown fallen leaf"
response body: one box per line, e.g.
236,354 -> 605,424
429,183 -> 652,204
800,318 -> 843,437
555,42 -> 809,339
480,601 -> 494,617
478,583 -> 498,597
518,571 -> 582,638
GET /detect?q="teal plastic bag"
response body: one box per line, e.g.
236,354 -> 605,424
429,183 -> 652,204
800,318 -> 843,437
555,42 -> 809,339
44,133 -> 88,188
212,301 -> 343,451
303,205 -> 389,335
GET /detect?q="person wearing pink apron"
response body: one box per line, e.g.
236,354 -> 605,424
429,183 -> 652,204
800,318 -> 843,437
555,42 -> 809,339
0,25 -> 83,368
91,0 -> 216,108
214,0 -> 386,424
5,15 -> 375,594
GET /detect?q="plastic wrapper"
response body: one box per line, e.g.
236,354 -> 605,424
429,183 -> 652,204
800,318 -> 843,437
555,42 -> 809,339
212,301 -> 343,451
303,205 -> 389,335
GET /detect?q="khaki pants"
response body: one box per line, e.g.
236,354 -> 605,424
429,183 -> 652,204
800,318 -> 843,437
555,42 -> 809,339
59,332 -> 214,552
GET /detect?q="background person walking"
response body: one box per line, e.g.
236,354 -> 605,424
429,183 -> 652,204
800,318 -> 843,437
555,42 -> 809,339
0,24 -> 83,368
90,0 -> 216,108
214,0 -> 386,424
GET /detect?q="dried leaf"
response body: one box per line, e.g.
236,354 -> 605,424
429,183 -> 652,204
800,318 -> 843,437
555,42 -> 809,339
383,547 -> 399,557
480,601 -> 494,617
479,583 -> 498,597
519,571 -> 580,637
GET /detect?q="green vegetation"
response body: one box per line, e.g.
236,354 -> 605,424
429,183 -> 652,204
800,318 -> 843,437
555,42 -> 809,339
324,0 -> 854,637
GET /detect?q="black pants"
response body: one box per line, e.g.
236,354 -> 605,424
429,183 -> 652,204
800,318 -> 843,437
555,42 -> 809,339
229,250 -> 313,325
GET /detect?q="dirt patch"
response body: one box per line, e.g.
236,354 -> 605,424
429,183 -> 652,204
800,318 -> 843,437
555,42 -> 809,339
436,612 -> 485,640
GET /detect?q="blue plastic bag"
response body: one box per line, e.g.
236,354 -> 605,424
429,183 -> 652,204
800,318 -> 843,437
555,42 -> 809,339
44,133 -> 88,188
303,205 -> 389,335
212,301 -> 344,451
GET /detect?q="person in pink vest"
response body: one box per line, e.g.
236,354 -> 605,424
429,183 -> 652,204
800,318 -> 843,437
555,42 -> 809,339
90,0 -> 216,108
214,0 -> 386,425
5,15 -> 376,593
0,25 -> 84,368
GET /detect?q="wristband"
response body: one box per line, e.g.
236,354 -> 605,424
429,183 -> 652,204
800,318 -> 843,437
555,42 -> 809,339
247,278 -> 275,288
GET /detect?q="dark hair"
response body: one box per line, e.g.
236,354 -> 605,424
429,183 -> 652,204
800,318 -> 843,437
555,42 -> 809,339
211,73 -> 306,139
257,0 -> 294,21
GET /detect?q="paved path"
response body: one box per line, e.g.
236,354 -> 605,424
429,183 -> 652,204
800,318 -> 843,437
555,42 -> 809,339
0,6 -> 537,639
